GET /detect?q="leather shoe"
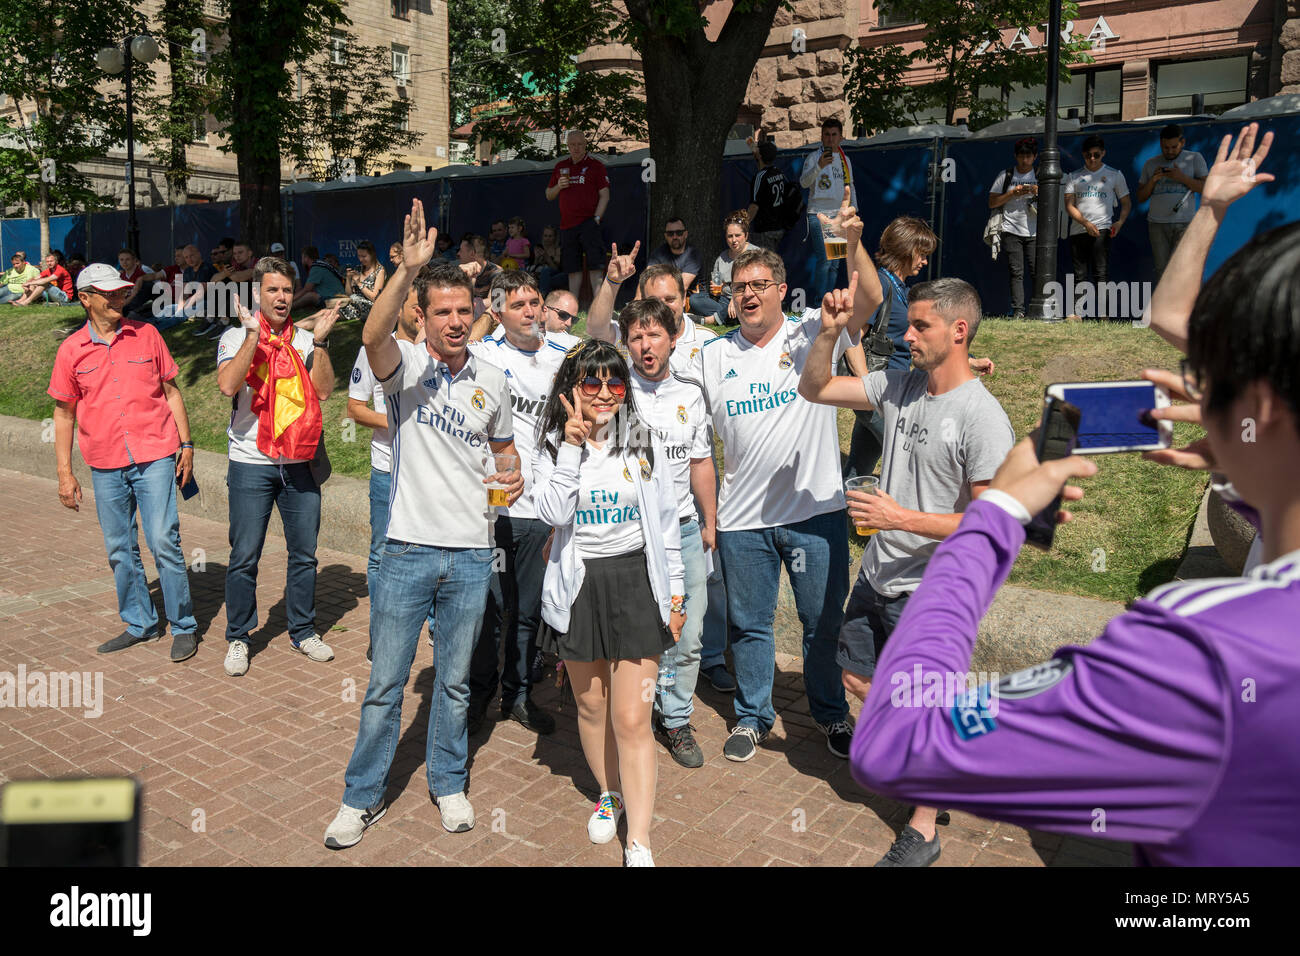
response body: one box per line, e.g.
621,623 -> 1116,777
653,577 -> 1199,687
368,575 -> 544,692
505,699 -> 556,735
169,633 -> 198,662
97,630 -> 156,654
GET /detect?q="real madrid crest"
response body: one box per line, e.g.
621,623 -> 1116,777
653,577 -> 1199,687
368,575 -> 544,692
471,388 -> 485,410
676,405 -> 687,424
639,457 -> 652,480
622,465 -> 633,482
779,351 -> 793,369
690,347 -> 699,361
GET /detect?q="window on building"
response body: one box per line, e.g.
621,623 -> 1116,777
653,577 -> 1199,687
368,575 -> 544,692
993,67 -> 1123,124
1154,56 -> 1247,115
190,115 -> 207,144
331,31 -> 346,66
391,45 -> 410,86
875,1 -> 920,28
391,0 -> 410,18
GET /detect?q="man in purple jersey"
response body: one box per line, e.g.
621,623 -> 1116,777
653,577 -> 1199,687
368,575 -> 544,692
851,124 -> 1300,865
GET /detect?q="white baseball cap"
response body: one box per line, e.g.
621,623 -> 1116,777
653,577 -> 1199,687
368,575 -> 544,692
270,242 -> 286,253
75,262 -> 134,292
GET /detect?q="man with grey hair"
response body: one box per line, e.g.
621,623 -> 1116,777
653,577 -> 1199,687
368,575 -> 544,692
799,275 -> 1014,867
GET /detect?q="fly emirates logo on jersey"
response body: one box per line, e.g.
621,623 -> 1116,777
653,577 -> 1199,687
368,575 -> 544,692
725,380 -> 800,418
414,400 -> 488,448
576,483 -> 640,525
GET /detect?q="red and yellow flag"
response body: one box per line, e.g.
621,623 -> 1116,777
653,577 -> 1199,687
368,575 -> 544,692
245,312 -> 322,461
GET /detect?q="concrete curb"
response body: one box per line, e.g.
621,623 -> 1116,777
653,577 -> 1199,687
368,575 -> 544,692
0,413 -> 373,558
1172,485 -> 1233,582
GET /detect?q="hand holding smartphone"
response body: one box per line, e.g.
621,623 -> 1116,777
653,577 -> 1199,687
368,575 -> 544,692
1025,397 -> 1081,551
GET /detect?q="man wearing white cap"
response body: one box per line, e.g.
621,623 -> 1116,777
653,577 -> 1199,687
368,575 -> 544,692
269,243 -> 301,284
47,264 -> 200,662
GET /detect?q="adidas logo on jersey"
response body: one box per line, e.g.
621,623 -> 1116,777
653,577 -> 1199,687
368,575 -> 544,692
422,376 -> 440,391
724,368 -> 738,379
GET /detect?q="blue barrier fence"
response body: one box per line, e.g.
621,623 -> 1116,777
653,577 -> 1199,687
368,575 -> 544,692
3,110 -> 1295,314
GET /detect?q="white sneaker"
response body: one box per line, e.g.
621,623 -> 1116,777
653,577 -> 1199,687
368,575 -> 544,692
587,791 -> 624,844
323,803 -> 387,849
223,640 -> 249,677
624,839 -> 655,867
293,633 -> 334,662
436,791 -> 475,833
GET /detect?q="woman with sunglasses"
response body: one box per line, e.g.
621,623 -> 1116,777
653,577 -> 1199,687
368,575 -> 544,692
533,340 -> 686,867
691,210 -> 758,324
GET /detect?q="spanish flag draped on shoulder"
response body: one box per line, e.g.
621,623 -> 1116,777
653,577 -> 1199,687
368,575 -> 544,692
245,312 -> 322,461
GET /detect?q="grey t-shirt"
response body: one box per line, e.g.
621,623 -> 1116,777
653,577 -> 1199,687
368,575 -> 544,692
860,369 -> 1015,597
1139,150 -> 1208,224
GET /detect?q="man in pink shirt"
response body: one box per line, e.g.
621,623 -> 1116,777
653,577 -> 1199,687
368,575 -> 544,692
48,263 -> 200,662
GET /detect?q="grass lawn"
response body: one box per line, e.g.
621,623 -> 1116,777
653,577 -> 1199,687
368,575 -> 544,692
2,308 -> 1204,604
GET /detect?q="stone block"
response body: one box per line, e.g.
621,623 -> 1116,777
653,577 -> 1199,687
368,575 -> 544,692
1281,19 -> 1300,51
816,47 -> 843,76
748,59 -> 778,105
1283,49 -> 1300,85
795,53 -> 818,77
809,76 -> 841,101
789,102 -> 820,130
773,77 -> 806,107
777,53 -> 802,80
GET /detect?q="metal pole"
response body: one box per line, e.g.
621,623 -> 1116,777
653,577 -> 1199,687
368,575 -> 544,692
1027,0 -> 1063,320
124,37 -> 140,257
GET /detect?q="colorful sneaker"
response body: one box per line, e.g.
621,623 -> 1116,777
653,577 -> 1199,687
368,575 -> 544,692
624,839 -> 655,867
587,791 -> 624,844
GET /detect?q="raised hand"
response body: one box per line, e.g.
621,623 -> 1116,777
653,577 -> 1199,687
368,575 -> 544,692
402,198 -> 439,269
1203,122 -> 1274,212
605,240 -> 640,285
558,385 -> 592,447
236,297 -> 261,333
820,270 -> 858,332
312,307 -> 340,342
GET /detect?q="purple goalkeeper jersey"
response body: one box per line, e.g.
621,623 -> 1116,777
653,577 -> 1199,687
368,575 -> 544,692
851,498 -> 1300,866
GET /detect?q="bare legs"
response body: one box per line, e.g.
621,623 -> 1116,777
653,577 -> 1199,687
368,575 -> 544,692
843,670 -> 939,839
566,656 -> 659,847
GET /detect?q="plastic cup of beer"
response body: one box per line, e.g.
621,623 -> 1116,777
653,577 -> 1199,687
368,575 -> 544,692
819,215 -> 848,260
486,452 -> 518,508
711,281 -> 723,298
845,475 -> 880,535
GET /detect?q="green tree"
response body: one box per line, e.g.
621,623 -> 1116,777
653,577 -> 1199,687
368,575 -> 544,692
0,0 -> 144,255
842,43 -> 916,136
208,0 -> 345,252
448,0 -> 509,132
294,35 -> 424,181
145,0 -> 214,206
470,0 -> 646,161
615,0 -> 787,278
848,1 -> 1094,130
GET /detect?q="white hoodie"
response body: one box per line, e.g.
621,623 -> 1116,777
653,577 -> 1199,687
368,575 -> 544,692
534,434 -> 685,634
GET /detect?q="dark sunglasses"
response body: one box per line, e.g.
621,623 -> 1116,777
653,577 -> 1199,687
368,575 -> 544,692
664,229 -> 686,237
579,375 -> 626,398
548,306 -> 574,323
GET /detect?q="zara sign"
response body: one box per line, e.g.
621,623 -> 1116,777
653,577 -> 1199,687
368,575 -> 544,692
975,15 -> 1120,56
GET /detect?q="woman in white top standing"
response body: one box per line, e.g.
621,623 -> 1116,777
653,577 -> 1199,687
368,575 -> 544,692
533,339 -> 686,867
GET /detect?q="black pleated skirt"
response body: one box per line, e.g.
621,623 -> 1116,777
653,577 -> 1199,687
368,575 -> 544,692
539,547 -> 675,663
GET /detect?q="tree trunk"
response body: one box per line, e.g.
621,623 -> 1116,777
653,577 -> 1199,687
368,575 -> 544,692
236,155 -> 283,254
626,1 -> 784,288
38,181 -> 50,258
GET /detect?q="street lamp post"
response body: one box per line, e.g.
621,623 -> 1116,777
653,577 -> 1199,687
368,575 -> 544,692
97,35 -> 159,259
1027,0 -> 1064,320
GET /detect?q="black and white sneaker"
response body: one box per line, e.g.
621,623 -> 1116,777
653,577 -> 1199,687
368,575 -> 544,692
819,719 -> 853,759
722,724 -> 768,762
874,825 -> 941,867
323,803 -> 387,849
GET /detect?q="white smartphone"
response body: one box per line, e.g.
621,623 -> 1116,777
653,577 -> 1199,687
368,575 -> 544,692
1044,380 -> 1172,454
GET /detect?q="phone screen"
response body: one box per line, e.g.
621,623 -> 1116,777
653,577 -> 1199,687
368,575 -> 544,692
1052,382 -> 1161,452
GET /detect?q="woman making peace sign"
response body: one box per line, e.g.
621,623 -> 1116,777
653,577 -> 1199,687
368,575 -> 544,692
533,339 -> 686,867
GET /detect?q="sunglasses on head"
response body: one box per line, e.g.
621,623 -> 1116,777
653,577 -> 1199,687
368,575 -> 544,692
665,229 -> 686,237
579,375 -> 626,398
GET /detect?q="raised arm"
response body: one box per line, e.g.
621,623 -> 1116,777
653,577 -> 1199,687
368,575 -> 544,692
1141,124 -> 1273,351
363,198 -> 437,380
797,274 -> 874,411
586,241 -> 639,344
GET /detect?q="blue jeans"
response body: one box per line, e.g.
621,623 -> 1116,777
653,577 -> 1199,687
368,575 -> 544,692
717,509 -> 850,732
367,467 -> 392,593
43,286 -> 71,304
0,288 -> 20,304
700,545 -> 729,670
224,460 -> 320,644
472,514 -> 549,712
342,542 -> 494,806
656,520 -> 707,728
807,212 -> 845,304
90,455 -> 196,638
688,292 -> 728,319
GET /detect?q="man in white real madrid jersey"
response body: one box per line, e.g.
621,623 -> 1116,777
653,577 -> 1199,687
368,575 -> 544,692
327,200 -> 523,848
465,269 -> 578,737
618,297 -> 716,767
677,244 -> 876,764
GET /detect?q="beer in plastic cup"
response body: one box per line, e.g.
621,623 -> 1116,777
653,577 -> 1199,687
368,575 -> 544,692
486,452 -> 518,508
845,475 -> 880,535
824,237 -> 848,260
711,282 -> 723,297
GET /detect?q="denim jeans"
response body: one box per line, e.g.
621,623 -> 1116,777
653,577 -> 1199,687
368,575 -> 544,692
1069,232 -> 1111,290
224,460 -> 320,644
700,543 -> 729,670
1001,232 -> 1036,315
0,288 -> 19,304
342,541 -> 494,806
367,467 -> 392,593
655,520 -> 708,729
43,286 -> 70,304
688,292 -> 728,319
90,455 -> 196,638
717,509 -> 850,732
807,212 -> 846,304
471,514 -> 549,712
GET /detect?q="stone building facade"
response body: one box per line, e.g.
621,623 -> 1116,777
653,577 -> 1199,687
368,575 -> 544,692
0,0 -> 449,216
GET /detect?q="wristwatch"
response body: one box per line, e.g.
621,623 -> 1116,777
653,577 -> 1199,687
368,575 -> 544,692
313,337 -> 329,348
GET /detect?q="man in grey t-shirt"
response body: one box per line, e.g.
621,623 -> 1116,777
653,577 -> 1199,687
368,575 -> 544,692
1136,124 -> 1208,280
798,276 -> 1014,868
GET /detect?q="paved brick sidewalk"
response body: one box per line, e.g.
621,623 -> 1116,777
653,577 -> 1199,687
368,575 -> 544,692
0,467 -> 1130,867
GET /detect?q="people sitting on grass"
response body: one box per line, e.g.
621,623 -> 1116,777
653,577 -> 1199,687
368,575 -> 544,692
7,250 -> 75,306
0,250 -> 41,305
690,209 -> 759,323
